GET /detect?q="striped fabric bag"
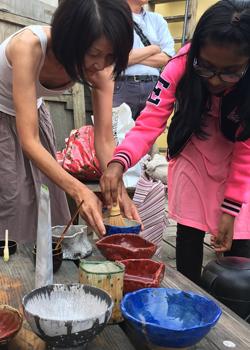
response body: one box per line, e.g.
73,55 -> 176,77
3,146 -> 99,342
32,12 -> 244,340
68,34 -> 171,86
133,173 -> 169,256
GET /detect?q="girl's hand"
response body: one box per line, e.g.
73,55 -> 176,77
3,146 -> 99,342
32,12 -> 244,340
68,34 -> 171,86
119,185 -> 143,228
211,213 -> 235,252
76,187 -> 106,237
100,162 -> 124,208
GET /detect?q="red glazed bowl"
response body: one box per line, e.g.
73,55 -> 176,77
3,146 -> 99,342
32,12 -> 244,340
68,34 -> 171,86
96,234 -> 157,261
0,305 -> 23,345
120,259 -> 165,293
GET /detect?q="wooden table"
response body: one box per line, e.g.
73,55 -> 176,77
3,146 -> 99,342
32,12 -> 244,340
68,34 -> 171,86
0,240 -> 249,350
0,244 -> 136,350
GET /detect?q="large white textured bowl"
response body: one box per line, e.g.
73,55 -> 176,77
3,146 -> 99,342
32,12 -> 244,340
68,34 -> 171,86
22,284 -> 113,350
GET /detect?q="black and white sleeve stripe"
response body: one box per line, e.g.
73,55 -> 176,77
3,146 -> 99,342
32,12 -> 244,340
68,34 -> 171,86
221,198 -> 242,216
111,152 -> 132,171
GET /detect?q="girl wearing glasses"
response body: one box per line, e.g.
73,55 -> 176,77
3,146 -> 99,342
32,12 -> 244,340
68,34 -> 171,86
100,0 -> 250,284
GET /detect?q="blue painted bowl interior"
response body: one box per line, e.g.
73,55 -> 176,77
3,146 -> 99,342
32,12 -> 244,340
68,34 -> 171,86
104,218 -> 141,235
121,288 -> 222,348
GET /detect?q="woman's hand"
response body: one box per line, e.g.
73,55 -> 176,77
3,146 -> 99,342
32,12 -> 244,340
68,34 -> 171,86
75,186 -> 106,238
100,162 -> 124,208
211,213 -> 235,252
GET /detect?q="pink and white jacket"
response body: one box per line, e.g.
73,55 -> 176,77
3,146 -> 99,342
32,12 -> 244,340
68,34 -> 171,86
111,45 -> 250,217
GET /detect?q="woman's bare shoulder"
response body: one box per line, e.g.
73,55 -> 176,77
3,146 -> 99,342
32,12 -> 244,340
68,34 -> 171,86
6,26 -> 50,65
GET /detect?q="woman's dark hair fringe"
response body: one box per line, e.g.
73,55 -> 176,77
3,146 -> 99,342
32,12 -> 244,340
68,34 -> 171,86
175,0 -> 250,140
51,0 -> 133,83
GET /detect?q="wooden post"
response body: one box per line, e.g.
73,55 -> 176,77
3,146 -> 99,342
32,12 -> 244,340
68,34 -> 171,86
72,83 -> 86,128
186,0 -> 198,39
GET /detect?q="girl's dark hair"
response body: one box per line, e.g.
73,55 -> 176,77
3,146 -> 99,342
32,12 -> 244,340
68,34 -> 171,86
175,0 -> 250,141
51,0 -> 133,83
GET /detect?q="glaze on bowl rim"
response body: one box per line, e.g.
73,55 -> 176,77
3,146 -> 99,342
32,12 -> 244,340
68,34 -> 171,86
96,234 -> 156,249
0,240 -> 17,248
121,287 -> 222,331
79,260 -> 125,275
22,283 -> 114,323
52,225 -> 88,239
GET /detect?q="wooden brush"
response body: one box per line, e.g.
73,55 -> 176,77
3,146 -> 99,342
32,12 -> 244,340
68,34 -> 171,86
108,203 -> 125,226
3,229 -> 9,262
55,199 -> 84,250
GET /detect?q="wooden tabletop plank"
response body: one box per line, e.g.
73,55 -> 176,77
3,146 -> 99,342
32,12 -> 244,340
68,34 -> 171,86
0,243 -> 136,350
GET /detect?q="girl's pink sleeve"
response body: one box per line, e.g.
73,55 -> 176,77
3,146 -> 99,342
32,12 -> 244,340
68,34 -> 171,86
222,138 -> 250,216
111,55 -> 186,171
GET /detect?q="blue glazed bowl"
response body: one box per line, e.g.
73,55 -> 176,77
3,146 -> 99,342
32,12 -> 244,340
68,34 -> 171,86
103,218 -> 141,235
121,288 -> 222,348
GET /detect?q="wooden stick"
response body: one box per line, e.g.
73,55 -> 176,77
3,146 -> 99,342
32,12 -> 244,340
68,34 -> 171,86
55,200 -> 84,250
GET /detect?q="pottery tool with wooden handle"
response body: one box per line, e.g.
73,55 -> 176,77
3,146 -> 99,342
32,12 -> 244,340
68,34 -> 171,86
3,229 -> 9,262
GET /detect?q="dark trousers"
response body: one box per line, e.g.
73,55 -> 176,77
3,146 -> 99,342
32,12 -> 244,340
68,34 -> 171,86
113,80 -> 156,120
176,223 -> 250,285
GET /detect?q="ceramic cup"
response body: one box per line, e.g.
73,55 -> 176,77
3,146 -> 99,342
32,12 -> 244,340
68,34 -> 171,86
79,260 -> 125,323
32,242 -> 63,273
52,225 -> 92,260
0,240 -> 17,256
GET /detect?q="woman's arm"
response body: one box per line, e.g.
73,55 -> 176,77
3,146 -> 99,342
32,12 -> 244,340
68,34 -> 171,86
88,67 -> 141,222
10,31 -> 105,236
89,67 -> 116,171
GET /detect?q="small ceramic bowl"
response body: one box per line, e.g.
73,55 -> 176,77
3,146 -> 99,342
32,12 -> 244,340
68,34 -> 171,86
52,225 -> 92,260
22,283 -> 113,350
32,242 -> 63,273
0,240 -> 17,256
120,259 -> 165,293
0,305 -> 23,345
103,218 -> 141,235
121,288 -> 222,349
96,234 -> 157,261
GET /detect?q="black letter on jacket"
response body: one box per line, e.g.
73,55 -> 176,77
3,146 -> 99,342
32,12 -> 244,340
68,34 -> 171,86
148,76 -> 170,105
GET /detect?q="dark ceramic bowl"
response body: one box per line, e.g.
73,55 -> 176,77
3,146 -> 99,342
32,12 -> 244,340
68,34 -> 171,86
0,240 -> 17,256
96,234 -> 157,261
0,305 -> 23,345
22,284 -> 113,349
103,218 -> 141,236
120,259 -> 165,293
121,288 -> 222,349
32,242 -> 63,273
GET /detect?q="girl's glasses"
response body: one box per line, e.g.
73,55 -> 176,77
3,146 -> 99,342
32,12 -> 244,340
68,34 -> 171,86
193,58 -> 248,83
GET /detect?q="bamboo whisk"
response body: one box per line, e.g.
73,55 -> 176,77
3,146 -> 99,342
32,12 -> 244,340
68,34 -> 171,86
108,203 -> 125,226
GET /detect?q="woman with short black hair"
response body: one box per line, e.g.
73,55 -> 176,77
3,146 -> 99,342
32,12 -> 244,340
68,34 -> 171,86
0,0 -> 136,242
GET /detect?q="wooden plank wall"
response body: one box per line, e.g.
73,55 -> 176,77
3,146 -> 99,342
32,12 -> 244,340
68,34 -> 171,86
0,0 -> 87,151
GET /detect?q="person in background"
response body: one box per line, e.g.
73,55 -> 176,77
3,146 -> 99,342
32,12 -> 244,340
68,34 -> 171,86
101,0 -> 250,284
0,0 -> 137,242
113,0 -> 175,120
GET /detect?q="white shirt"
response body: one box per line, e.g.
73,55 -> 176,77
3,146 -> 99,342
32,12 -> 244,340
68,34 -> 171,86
125,9 -> 175,76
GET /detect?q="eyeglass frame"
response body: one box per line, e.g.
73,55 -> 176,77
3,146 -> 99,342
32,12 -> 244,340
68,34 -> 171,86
193,57 -> 249,83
